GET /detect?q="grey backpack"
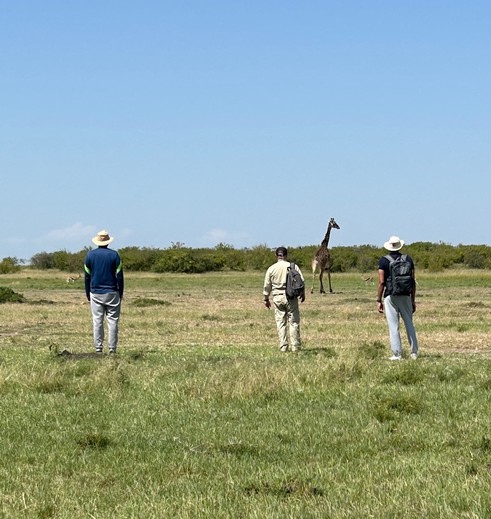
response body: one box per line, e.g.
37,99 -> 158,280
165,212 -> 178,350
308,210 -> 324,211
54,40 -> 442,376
385,254 -> 414,296
286,263 -> 305,299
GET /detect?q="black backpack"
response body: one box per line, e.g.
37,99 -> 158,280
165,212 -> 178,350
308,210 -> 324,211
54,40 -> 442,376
286,263 -> 305,299
385,254 -> 414,296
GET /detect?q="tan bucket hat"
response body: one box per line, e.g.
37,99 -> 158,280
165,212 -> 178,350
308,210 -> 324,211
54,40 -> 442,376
92,230 -> 114,246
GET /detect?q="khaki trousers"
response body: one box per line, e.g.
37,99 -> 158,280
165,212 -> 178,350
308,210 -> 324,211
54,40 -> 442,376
272,293 -> 301,351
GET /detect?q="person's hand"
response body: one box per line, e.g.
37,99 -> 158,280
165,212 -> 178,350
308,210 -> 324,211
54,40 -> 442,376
264,298 -> 271,309
412,300 -> 416,313
377,301 -> 384,314
300,294 -> 305,303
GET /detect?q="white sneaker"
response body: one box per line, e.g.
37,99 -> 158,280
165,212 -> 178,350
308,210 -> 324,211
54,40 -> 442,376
410,353 -> 418,360
280,345 -> 289,353
389,355 -> 402,361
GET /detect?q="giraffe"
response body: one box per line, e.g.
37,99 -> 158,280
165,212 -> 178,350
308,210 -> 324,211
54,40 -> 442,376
311,217 -> 340,294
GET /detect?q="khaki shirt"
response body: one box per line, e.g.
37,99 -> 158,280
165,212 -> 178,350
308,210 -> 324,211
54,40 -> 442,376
263,259 -> 304,297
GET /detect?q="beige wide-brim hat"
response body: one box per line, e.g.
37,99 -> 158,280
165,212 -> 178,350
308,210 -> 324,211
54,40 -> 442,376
384,235 -> 404,251
92,230 -> 114,246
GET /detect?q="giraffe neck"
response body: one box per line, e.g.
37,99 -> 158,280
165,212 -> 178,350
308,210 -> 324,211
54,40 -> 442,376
321,225 -> 332,247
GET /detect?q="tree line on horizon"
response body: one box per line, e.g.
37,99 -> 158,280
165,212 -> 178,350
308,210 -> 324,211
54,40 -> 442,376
2,241 -> 491,275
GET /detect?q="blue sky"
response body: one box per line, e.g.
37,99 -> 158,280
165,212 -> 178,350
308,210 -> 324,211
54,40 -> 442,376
1,1 -> 490,261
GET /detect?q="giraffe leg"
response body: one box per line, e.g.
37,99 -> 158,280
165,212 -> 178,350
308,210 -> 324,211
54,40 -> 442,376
319,270 -> 325,294
327,270 -> 333,293
311,260 -> 318,294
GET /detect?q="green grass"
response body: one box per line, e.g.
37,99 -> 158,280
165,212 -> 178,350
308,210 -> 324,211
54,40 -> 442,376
0,270 -> 490,518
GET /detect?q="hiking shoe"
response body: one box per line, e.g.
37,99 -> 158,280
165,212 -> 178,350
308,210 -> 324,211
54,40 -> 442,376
280,345 -> 289,353
95,348 -> 103,354
109,349 -> 117,354
291,347 -> 301,352
389,355 -> 402,361
410,353 -> 418,360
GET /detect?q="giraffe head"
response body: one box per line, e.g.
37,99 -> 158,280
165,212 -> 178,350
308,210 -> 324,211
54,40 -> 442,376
320,218 -> 340,247
329,218 -> 340,230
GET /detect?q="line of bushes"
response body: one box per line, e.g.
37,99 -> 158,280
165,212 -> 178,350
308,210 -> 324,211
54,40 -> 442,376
6,242 -> 490,274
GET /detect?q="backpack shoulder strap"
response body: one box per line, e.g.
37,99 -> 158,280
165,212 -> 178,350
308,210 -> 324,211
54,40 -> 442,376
385,254 -> 394,263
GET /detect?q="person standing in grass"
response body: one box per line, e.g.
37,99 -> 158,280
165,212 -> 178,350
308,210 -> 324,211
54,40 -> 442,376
84,230 -> 124,354
377,235 -> 418,360
263,247 -> 305,352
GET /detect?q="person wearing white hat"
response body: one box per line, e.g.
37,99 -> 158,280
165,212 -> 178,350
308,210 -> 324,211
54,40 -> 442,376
84,230 -> 124,354
377,236 -> 418,360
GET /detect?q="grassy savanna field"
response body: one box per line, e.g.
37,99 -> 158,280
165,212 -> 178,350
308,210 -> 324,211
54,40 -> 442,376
0,269 -> 490,518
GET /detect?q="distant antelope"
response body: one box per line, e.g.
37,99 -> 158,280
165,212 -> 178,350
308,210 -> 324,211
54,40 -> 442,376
66,273 -> 81,283
362,275 -> 374,285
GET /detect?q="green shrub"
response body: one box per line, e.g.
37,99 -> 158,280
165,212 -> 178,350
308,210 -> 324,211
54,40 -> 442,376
0,287 -> 26,303
119,246 -> 161,271
0,257 -> 21,274
26,242 -> 491,273
30,251 -> 55,269
154,249 -> 216,273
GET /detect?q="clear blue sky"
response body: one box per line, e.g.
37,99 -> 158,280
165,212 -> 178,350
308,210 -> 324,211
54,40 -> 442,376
1,1 -> 490,261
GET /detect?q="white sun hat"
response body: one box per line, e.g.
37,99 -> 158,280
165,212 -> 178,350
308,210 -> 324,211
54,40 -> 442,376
384,235 -> 404,251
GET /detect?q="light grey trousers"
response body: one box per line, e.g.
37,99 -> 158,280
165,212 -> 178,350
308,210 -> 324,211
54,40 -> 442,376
383,295 -> 418,356
90,292 -> 121,351
272,293 -> 301,350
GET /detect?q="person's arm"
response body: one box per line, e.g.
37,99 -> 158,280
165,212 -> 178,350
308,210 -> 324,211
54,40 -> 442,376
84,263 -> 91,301
377,269 -> 384,313
263,270 -> 272,309
411,267 -> 416,312
116,258 -> 124,299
